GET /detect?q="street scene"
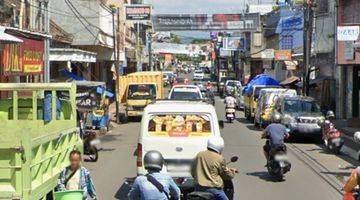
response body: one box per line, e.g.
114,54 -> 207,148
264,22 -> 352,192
1,0 -> 360,200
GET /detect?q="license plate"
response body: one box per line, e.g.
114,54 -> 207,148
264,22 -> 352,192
227,114 -> 234,118
226,109 -> 235,112
331,138 -> 341,143
90,139 -> 101,146
166,164 -> 191,172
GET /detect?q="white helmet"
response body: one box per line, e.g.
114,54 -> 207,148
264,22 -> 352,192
207,137 -> 224,154
354,132 -> 360,143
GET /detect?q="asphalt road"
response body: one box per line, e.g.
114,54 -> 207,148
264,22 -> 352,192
84,91 -> 360,199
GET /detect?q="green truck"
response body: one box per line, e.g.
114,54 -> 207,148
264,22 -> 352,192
0,83 -> 82,200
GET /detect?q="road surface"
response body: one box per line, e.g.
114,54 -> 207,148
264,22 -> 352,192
85,82 -> 357,199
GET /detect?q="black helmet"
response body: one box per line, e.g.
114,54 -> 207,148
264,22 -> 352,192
144,150 -> 164,171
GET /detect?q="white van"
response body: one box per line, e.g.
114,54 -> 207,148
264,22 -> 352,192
137,100 -> 223,188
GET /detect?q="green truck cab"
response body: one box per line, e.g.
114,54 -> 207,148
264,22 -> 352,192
0,83 -> 82,200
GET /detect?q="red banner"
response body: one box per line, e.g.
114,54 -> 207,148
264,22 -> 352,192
2,36 -> 44,76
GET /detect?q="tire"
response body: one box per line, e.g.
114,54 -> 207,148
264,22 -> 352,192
88,146 -> 99,162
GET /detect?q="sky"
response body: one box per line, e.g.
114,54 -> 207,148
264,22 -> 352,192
147,0 -> 275,40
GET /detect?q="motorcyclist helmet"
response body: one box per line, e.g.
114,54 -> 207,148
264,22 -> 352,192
144,150 -> 164,171
207,137 -> 224,154
272,113 -> 282,123
326,111 -> 335,119
354,132 -> 360,143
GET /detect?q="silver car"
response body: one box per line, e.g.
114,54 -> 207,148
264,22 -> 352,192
272,96 -> 325,137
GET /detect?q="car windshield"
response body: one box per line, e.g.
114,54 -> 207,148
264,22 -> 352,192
284,100 -> 320,113
170,91 -> 201,100
127,84 -> 156,100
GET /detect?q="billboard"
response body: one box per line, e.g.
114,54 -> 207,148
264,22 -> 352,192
274,50 -> 292,61
223,37 -> 246,51
125,4 -> 151,21
2,36 -> 44,76
152,13 -> 260,31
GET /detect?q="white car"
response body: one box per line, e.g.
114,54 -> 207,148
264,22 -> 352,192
193,70 -> 205,80
137,101 -> 224,188
168,85 -> 203,100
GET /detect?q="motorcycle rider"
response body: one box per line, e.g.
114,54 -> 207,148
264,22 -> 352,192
224,92 -> 236,109
262,114 -> 289,163
343,166 -> 360,200
128,151 -> 180,200
191,137 -> 237,200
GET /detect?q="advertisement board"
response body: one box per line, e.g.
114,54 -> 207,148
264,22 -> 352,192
153,13 -> 260,31
2,36 -> 44,76
337,26 -> 360,41
222,37 -> 246,51
125,4 -> 151,21
274,50 -> 292,61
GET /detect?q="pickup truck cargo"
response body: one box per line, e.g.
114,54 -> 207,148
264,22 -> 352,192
0,83 -> 82,200
119,72 -> 163,118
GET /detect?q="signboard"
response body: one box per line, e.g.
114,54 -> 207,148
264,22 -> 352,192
125,4 -> 151,21
261,49 -> 275,59
219,48 -> 232,57
152,13 -> 260,31
337,26 -> 360,41
2,36 -> 44,76
274,50 -> 292,61
223,37 -> 246,51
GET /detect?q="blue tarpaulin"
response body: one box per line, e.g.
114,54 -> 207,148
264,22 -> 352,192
242,74 -> 280,95
60,69 -> 114,98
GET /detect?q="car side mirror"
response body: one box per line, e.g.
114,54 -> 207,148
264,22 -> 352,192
230,156 -> 239,163
219,120 -> 224,129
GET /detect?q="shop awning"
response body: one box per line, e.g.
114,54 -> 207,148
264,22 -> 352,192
0,27 -> 23,43
50,48 -> 97,63
280,76 -> 300,86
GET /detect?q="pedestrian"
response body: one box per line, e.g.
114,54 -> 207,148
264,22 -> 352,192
128,150 -> 180,200
57,150 -> 97,200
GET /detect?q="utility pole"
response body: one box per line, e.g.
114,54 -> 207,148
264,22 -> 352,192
112,7 -> 120,124
148,32 -> 153,71
302,0 -> 315,96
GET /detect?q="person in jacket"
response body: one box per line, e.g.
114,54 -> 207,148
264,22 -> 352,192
191,137 -> 237,200
128,150 -> 180,200
57,150 -> 97,200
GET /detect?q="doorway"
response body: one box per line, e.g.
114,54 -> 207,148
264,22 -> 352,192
353,67 -> 360,118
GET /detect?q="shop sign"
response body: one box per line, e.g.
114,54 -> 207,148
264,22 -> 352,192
337,26 -> 360,41
274,50 -> 292,61
2,36 -> 44,76
261,49 -> 275,59
125,4 -> 151,21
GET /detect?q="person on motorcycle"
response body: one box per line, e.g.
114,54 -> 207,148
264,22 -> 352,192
322,110 -> 336,140
128,150 -> 180,200
224,92 -> 236,109
262,114 -> 289,163
191,137 -> 237,200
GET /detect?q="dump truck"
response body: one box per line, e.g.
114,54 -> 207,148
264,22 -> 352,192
119,72 -> 163,119
0,83 -> 82,200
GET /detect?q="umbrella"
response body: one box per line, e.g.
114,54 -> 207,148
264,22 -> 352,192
242,74 -> 280,95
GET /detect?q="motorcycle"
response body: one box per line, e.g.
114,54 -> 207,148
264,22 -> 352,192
322,120 -> 344,154
80,119 -> 100,162
267,145 -> 291,181
186,156 -> 238,200
225,107 -> 236,123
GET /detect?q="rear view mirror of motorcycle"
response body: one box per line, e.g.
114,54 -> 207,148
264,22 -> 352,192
219,120 -> 224,129
230,156 -> 239,163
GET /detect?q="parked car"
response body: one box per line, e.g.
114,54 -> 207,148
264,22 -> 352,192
272,96 -> 324,138
137,101 -> 224,190
168,85 -> 203,100
254,88 -> 297,128
200,87 -> 215,105
235,86 -> 244,110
